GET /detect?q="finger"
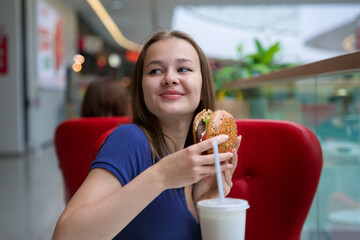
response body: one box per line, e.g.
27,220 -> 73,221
236,135 -> 242,150
230,136 -> 241,175
200,162 -> 233,175
230,148 -> 238,176
224,169 -> 232,188
199,173 -> 212,178
196,134 -> 229,153
222,170 -> 232,195
199,152 -> 233,165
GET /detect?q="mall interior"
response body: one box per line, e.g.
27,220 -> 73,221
0,0 -> 360,239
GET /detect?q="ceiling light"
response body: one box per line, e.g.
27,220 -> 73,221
73,54 -> 85,64
87,0 -> 141,52
342,34 -> 356,52
72,63 -> 82,72
108,53 -> 121,68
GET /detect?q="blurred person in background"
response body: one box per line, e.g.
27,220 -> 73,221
80,76 -> 130,117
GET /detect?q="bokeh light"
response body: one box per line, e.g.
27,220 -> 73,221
97,56 -> 107,67
72,63 -> 82,72
108,53 -> 121,68
73,54 -> 85,64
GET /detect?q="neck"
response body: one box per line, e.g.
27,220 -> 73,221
160,115 -> 193,153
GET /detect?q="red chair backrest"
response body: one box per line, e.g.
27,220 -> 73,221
228,119 -> 323,240
54,116 -> 131,203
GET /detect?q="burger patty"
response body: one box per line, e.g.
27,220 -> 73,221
196,121 -> 206,142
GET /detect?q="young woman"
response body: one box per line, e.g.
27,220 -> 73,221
52,30 -> 241,240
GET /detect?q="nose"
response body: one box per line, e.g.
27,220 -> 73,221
162,70 -> 179,86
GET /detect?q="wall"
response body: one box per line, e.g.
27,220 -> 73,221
0,0 -> 78,155
0,0 -> 25,155
26,0 -> 78,151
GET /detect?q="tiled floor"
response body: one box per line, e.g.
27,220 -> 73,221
0,146 -> 65,240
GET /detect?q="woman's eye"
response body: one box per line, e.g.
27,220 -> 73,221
149,69 -> 162,74
178,67 -> 191,72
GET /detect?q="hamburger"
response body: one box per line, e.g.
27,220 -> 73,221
193,109 -> 237,157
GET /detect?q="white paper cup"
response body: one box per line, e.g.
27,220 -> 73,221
197,198 -> 250,240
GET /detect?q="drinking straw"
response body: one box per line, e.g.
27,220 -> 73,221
212,141 -> 225,202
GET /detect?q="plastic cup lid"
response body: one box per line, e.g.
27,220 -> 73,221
197,198 -> 250,211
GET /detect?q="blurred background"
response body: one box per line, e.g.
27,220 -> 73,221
0,0 -> 360,239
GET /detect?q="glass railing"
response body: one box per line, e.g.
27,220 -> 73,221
223,51 -> 360,240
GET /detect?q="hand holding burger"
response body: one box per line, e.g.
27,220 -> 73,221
192,109 -> 240,203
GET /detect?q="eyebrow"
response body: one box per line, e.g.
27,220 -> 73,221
176,58 -> 194,64
146,58 -> 195,67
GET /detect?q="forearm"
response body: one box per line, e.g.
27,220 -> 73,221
52,165 -> 166,240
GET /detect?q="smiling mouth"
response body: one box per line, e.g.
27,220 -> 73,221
160,91 -> 185,99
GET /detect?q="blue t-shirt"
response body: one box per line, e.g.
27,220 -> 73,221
91,124 -> 201,240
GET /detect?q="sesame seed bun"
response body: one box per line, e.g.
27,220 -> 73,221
193,109 -> 237,159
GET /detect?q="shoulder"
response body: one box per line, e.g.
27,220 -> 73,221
109,124 -> 147,144
112,123 -> 144,135
92,124 -> 152,184
97,124 -> 150,159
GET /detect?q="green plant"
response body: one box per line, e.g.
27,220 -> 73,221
213,39 -> 297,99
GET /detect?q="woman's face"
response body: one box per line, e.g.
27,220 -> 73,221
142,38 -> 202,120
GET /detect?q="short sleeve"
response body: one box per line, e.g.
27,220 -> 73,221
90,124 -> 152,186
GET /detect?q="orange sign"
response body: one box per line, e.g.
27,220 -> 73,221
125,50 -> 140,63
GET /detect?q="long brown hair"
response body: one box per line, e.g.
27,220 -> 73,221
131,30 -> 215,162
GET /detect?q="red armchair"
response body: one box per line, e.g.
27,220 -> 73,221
54,116 -> 131,203
228,119 -> 323,240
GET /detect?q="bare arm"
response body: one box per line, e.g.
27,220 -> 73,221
52,165 -> 166,240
